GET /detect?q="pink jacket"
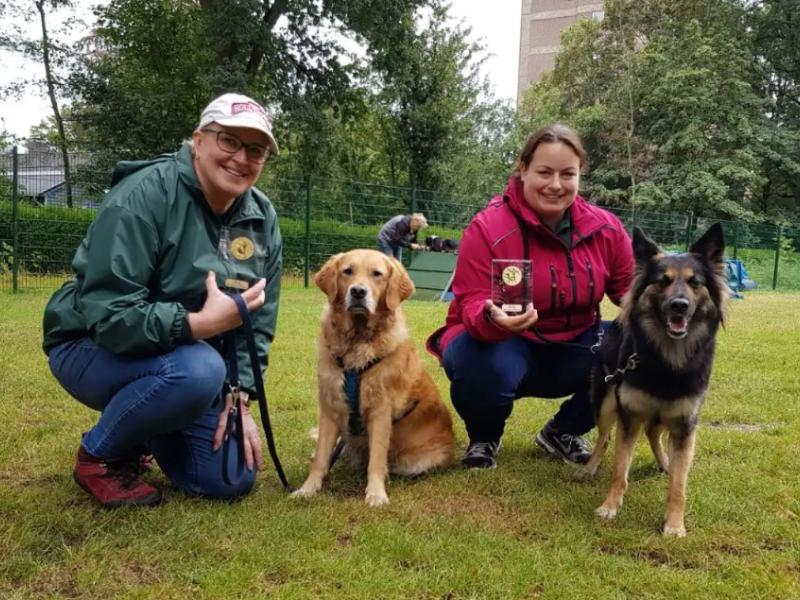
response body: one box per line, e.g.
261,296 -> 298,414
426,176 -> 634,359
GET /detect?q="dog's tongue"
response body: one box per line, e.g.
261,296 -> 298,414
668,316 -> 688,334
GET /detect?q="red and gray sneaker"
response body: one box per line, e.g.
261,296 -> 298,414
73,446 -> 162,508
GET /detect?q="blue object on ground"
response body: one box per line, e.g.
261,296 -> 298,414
724,258 -> 756,299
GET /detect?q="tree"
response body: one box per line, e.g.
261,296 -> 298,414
1,0 -> 78,205
35,0 -> 73,206
370,4 -> 493,199
64,0 -> 433,161
747,0 -> 800,217
516,0 -> 798,220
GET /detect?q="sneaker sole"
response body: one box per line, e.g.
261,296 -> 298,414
73,469 -> 163,509
461,461 -> 497,470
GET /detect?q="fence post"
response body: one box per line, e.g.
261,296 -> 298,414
11,146 -> 19,294
732,221 -> 738,260
772,223 -> 782,291
409,186 -> 416,214
304,175 -> 312,288
684,211 -> 694,252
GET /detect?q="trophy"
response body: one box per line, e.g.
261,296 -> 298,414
491,259 -> 532,315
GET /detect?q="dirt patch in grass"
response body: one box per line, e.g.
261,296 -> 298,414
406,493 -> 533,537
705,420 -> 780,433
28,568 -> 82,599
595,542 -> 708,570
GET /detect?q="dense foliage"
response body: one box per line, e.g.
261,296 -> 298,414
1,0 -> 799,221
516,0 -> 800,221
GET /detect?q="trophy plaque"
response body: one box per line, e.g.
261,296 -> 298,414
491,259 -> 532,315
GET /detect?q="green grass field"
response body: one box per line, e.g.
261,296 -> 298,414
1,287 -> 798,599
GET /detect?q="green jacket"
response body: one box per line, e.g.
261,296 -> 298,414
42,144 -> 282,392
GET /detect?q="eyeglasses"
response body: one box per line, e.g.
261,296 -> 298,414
201,128 -> 270,164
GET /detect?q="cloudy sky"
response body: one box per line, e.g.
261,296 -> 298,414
0,1 -> 521,139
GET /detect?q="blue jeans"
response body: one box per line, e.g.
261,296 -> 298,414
442,322 -> 610,442
48,337 -> 256,499
377,239 -> 402,260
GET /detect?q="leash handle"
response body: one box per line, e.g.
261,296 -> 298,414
221,344 -> 247,486
229,293 -> 294,492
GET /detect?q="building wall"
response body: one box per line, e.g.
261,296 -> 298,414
517,0 -> 604,102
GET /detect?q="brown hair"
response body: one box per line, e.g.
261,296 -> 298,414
513,123 -> 587,177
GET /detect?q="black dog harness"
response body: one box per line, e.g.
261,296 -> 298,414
603,350 -> 640,385
601,335 -> 640,411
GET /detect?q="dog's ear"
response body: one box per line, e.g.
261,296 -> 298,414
384,257 -> 415,311
690,222 -> 725,267
632,227 -> 660,264
315,253 -> 344,302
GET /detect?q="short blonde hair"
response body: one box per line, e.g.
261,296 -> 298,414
410,213 -> 428,230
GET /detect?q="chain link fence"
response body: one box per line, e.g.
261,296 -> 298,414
2,146 -> 799,292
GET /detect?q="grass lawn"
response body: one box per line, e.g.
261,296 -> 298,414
1,286 -> 798,599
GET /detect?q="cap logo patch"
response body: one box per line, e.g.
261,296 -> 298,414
231,102 -> 264,116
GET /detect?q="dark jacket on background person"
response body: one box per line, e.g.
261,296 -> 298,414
427,176 -> 633,360
378,215 -> 418,249
42,144 -> 283,392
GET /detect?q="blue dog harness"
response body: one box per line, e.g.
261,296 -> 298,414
336,356 -> 382,436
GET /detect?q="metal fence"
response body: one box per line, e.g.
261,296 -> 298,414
2,146 -> 799,292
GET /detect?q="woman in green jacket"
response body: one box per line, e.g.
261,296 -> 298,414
43,93 -> 283,507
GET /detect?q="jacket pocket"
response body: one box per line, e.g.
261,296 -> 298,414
586,260 -> 596,306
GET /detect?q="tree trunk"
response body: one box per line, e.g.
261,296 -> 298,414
245,0 -> 289,82
36,0 -> 72,208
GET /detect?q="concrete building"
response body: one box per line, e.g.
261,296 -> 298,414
517,0 -> 605,102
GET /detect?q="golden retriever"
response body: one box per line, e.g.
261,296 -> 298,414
292,249 -> 455,506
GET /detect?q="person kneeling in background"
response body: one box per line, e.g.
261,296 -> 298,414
377,212 -> 428,259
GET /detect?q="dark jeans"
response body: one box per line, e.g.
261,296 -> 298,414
377,239 -> 402,260
442,322 -> 610,443
48,337 -> 256,499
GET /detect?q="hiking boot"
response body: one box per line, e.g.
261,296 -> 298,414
73,446 -> 162,508
462,440 -> 502,470
536,420 -> 592,465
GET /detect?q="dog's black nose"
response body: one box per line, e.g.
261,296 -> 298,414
669,297 -> 690,314
349,285 -> 367,300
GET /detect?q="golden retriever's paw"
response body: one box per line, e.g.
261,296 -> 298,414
364,489 -> 389,507
291,480 -> 322,499
595,504 -> 619,520
662,524 -> 687,537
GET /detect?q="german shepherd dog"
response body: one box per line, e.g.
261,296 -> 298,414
584,223 -> 727,536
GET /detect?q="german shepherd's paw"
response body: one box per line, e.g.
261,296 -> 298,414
579,463 -> 601,479
662,524 -> 687,537
365,489 -> 389,507
595,504 -> 620,519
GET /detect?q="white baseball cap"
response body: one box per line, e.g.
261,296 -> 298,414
197,93 -> 279,156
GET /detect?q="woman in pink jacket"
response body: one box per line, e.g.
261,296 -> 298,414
427,124 -> 634,469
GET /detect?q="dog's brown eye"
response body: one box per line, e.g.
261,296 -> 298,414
342,267 -> 353,276
372,270 -> 383,278
659,275 -> 672,287
687,276 -> 703,288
